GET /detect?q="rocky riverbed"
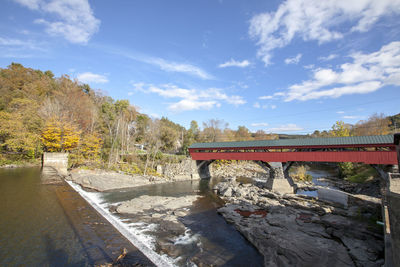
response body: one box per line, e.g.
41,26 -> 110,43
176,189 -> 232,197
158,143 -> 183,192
67,169 -> 171,191
214,178 -> 384,267
111,194 -> 205,265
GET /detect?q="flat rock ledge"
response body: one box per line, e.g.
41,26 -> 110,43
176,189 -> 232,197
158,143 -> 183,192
67,169 -> 169,191
114,195 -> 201,264
214,178 -> 384,267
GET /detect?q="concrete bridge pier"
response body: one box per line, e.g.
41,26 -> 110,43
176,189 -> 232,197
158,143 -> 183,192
257,161 -> 294,194
196,160 -> 214,179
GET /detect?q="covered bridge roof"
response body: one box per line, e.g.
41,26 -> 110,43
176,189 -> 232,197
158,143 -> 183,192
189,134 -> 395,149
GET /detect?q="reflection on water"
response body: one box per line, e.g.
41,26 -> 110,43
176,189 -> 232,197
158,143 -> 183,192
295,163 -> 339,197
0,167 -> 88,266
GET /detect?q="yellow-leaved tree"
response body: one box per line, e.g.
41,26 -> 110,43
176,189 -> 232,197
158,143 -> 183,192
0,111 -> 40,158
62,122 -> 80,152
330,121 -> 354,178
41,118 -> 80,152
41,119 -> 62,152
80,133 -> 102,160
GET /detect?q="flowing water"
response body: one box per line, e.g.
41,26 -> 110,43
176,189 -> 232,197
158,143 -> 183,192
69,178 -> 265,266
0,164 -> 337,266
0,167 -> 263,266
295,163 -> 339,197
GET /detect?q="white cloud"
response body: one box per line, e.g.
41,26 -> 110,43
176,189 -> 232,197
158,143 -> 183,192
149,113 -> 160,119
149,58 -> 213,79
284,54 -> 302,64
304,64 -> 315,70
254,102 -> 277,110
14,0 -> 100,44
251,122 -> 269,127
271,41 -> 400,101
336,111 -> 345,114
259,95 -> 273,100
267,124 -> 303,132
343,115 -> 364,119
132,83 -> 245,112
77,72 -> 108,83
319,54 -> 338,61
0,36 -> 44,50
219,59 -> 251,68
169,99 -> 219,112
0,36 -> 47,58
259,92 -> 284,100
107,48 -> 213,80
14,0 -> 41,9
249,0 -> 400,65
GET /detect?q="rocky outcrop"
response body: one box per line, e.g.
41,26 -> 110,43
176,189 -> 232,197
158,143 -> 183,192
114,195 -> 201,265
67,169 -> 167,191
116,195 -> 199,215
215,179 -> 384,267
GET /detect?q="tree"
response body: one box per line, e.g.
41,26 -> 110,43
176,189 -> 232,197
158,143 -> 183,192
41,119 -> 62,152
331,121 -> 350,137
189,120 -> 200,141
235,126 -> 251,141
253,130 -> 278,140
352,113 -> 391,136
143,119 -> 161,175
330,120 -> 353,178
80,133 -> 102,160
61,122 -> 81,151
41,118 -> 80,152
0,111 -> 40,158
201,119 -> 227,142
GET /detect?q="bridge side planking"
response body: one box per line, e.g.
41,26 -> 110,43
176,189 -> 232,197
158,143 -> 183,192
189,150 -> 398,165
189,135 -> 398,165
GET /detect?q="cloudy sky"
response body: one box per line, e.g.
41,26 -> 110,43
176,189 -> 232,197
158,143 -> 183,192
1,0 -> 400,133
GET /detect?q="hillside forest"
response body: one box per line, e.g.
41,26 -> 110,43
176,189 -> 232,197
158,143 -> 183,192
1,63 -> 399,176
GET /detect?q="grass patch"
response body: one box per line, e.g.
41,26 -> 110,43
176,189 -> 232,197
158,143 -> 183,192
345,164 -> 377,183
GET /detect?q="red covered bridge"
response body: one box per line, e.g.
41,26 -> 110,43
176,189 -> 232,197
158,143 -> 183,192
189,134 -> 400,166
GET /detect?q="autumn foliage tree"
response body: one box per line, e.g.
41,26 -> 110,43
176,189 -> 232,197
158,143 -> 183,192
330,120 -> 354,178
41,119 -> 80,152
80,133 -> 102,160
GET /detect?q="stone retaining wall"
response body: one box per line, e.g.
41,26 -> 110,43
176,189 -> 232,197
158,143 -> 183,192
210,161 -> 268,179
42,152 -> 68,176
158,159 -> 200,181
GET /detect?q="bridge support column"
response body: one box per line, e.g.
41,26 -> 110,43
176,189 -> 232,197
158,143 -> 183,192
196,160 -> 213,179
261,162 -> 294,194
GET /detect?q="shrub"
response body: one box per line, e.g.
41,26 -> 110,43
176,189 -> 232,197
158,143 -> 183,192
292,165 -> 313,182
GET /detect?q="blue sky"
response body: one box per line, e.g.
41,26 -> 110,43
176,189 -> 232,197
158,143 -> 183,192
1,0 -> 400,134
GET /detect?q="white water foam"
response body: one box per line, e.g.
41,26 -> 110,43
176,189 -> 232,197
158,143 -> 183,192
174,229 -> 200,246
66,181 -> 176,267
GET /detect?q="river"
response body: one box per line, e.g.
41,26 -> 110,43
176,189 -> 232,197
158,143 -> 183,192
0,167 -> 89,266
0,164 -> 337,266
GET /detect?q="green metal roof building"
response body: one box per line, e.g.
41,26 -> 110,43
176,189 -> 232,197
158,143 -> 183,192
189,135 -> 395,149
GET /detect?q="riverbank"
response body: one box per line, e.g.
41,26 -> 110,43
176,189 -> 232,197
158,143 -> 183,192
0,162 -> 40,168
67,168 -> 172,191
214,178 -> 384,266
